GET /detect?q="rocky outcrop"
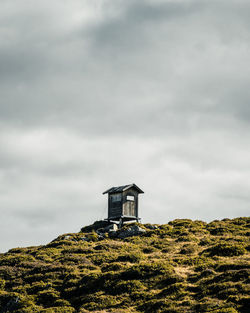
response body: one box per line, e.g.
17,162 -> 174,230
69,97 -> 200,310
116,225 -> 146,239
95,223 -> 146,239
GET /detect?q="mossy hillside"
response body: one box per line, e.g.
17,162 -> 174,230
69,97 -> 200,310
0,217 -> 249,313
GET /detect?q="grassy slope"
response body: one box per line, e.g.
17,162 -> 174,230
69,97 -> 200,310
0,218 -> 249,313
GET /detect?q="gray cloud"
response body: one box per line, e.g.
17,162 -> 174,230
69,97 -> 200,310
0,0 -> 250,251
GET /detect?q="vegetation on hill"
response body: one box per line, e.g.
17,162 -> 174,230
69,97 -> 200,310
0,217 -> 249,313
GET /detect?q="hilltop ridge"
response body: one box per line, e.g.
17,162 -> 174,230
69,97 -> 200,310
0,218 -> 249,312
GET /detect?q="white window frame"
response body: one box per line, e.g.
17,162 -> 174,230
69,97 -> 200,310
127,195 -> 135,201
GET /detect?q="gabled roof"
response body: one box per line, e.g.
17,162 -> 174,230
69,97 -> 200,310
103,184 -> 144,194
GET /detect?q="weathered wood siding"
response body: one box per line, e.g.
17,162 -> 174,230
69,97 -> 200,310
123,201 -> 136,216
122,188 -> 138,218
107,187 -> 141,220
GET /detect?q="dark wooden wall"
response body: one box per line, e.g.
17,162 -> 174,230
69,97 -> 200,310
108,193 -> 122,219
108,188 -> 139,220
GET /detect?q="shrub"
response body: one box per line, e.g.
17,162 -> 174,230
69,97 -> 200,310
85,231 -> 99,242
138,299 -> 167,313
89,252 -> 117,265
40,308 -> 75,313
176,234 -> 197,242
215,263 -> 248,271
209,308 -> 238,313
0,254 -> 35,266
168,219 -> 193,227
180,244 -> 197,254
205,243 -> 246,257
81,220 -> 110,233
199,237 -> 211,246
0,292 -> 38,312
7,248 -> 25,254
116,251 -> 143,263
54,299 -> 72,307
0,278 -> 5,290
79,294 -> 120,310
26,281 -> 47,294
209,227 -> 232,236
101,262 -> 125,272
110,279 -> 145,295
37,289 -> 60,306
159,282 -> 186,296
121,262 -> 174,280
142,247 -> 156,254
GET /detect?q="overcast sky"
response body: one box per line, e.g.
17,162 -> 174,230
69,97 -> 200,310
0,0 -> 250,252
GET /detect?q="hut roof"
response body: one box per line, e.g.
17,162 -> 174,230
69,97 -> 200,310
103,184 -> 144,195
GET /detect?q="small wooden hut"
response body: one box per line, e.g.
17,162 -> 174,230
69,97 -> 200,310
103,184 -> 144,224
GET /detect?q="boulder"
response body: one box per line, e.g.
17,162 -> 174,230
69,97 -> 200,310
105,223 -> 118,232
96,223 -> 118,237
146,224 -> 159,230
117,225 -> 146,239
64,235 -> 72,240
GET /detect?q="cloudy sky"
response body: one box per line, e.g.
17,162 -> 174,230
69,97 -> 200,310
0,0 -> 250,252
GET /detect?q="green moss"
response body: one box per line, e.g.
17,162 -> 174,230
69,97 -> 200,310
0,278 -> 5,290
40,307 -> 75,312
121,262 -> 174,280
205,243 -> 246,257
80,220 -> 110,233
79,293 -> 121,310
0,254 -> 36,266
159,282 -> 187,296
110,280 -> 145,295
138,298 -> 167,313
116,251 -> 144,263
86,231 -> 99,242
209,308 -> 239,313
0,217 -> 249,312
101,262 -> 127,272
54,299 -> 72,307
37,289 -> 60,306
180,243 -> 198,254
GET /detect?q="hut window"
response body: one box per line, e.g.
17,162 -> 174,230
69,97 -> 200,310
111,194 -> 122,202
127,195 -> 135,201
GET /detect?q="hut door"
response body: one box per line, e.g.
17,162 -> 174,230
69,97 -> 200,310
129,202 -> 135,216
124,197 -> 135,216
